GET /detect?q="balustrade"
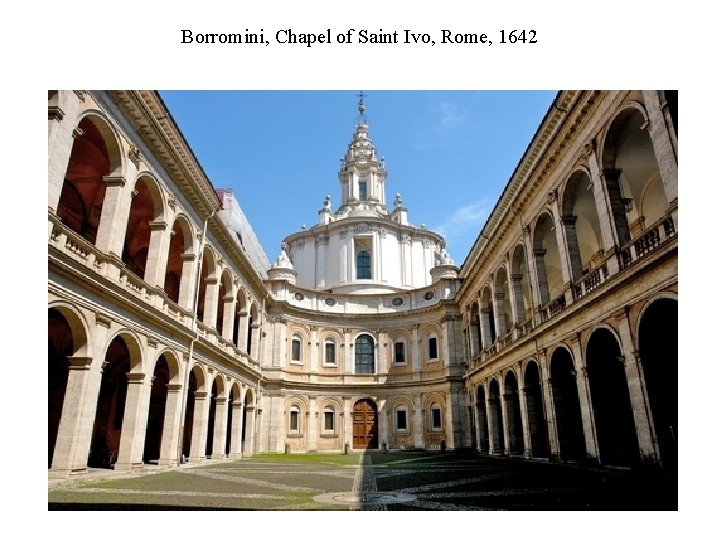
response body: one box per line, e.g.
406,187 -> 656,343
620,213 -> 676,269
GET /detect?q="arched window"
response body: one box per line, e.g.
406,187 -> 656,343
354,334 -> 375,374
357,250 -> 371,279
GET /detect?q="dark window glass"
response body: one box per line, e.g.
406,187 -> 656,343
290,410 -> 299,431
357,250 -> 371,279
324,410 -> 334,431
325,341 -> 336,364
396,410 -> 407,430
292,339 -> 301,362
429,337 -> 438,359
355,334 -> 375,374
432,407 -> 442,429
394,342 -> 405,363
359,181 -> 367,200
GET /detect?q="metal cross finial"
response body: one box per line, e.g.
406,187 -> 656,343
356,91 -> 366,114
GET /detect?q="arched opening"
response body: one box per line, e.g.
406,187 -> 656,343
354,334 -> 375,374
586,328 -> 640,466
57,117 -> 111,244
533,213 -> 563,306
602,108 -> 668,246
524,361 -> 549,458
225,387 -> 236,455
233,292 -> 246,347
216,271 -> 231,335
480,287 -> 496,345
469,302 -> 481,357
488,379 -> 504,454
242,390 -> 253,453
182,369 -> 198,459
550,348 -> 585,461
206,379 -> 219,457
638,298 -> 678,470
476,386 -> 489,453
164,218 -> 191,304
197,246 -> 217,326
561,170 -> 604,284
352,398 -> 378,450
88,336 -> 132,468
510,244 -> 532,323
122,177 -> 161,279
495,268 -> 512,337
143,354 -> 169,463
48,309 -> 73,468
503,371 -> 524,454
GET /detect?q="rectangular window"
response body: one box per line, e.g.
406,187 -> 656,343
359,180 -> 367,200
428,337 -> 438,360
394,342 -> 405,363
291,338 -> 301,363
290,410 -> 299,431
431,408 -> 442,430
396,409 -> 407,430
324,410 -> 334,431
325,341 -> 336,365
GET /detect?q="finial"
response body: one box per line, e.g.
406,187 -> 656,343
355,91 -> 368,124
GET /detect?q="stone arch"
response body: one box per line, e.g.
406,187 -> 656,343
142,352 -> 172,463
164,214 -> 195,307
480,285 -> 496,345
233,288 -> 248,349
585,327 -> 639,466
475,383 -> 489,453
549,345 -> 585,461
560,168 -> 604,283
48,305 -> 91,468
122,173 -> 166,281
247,302 -> 259,356
216,268 -> 234,336
197,245 -> 218,325
205,374 -> 226,457
467,301 -> 482,357
523,359 -> 549,458
494,266 -> 512,337
56,111 -> 123,245
510,243 -> 532,324
600,102 -> 667,246
502,369 -> 524,455
637,295 -> 677,470
532,211 -> 563,305
88,331 -> 143,468
488,378 -> 505,454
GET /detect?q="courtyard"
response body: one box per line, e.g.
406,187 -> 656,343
48,451 -> 677,511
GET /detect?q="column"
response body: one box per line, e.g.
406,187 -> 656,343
179,253 -> 197,312
244,405 -> 256,456
493,289 -> 507,338
144,220 -> 169,288
485,388 -> 498,455
94,176 -> 129,256
309,327 -> 319,373
500,389 -> 511,454
539,352 -> 560,460
519,382 -> 533,458
115,372 -> 147,471
48,92 -> 82,218
201,277 -> 219,328
237,311 -> 249,352
211,395 -> 229,459
49,356 -> 95,478
561,215 -> 583,283
308,398 -> 318,452
568,336 -> 600,460
587,148 -> 620,275
413,395 -> 423,448
250,321 -> 261,359
510,274 -> 525,324
228,400 -> 244,459
221,295 -> 235,341
188,391 -> 210,462
532,249 -> 550,305
642,90 -> 678,204
616,313 -> 658,461
157,383 -> 183,466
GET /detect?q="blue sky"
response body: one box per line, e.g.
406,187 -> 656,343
159,90 -> 556,265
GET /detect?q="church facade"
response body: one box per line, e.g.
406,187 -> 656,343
48,90 -> 677,479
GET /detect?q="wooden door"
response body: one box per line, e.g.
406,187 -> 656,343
353,399 -> 378,449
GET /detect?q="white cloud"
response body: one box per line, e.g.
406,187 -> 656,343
434,199 -> 490,259
436,101 -> 465,130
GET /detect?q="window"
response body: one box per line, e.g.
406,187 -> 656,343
324,340 -> 336,365
354,334 -> 375,374
323,407 -> 335,431
359,180 -> 368,200
394,341 -> 406,364
356,250 -> 371,279
430,404 -> 442,430
289,406 -> 300,432
291,335 -> 302,363
396,408 -> 408,431
428,336 -> 438,360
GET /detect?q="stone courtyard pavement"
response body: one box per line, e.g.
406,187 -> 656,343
48,451 -> 677,511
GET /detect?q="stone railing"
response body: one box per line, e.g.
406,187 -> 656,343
620,213 -> 676,269
538,294 -> 566,323
574,261 -> 608,299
